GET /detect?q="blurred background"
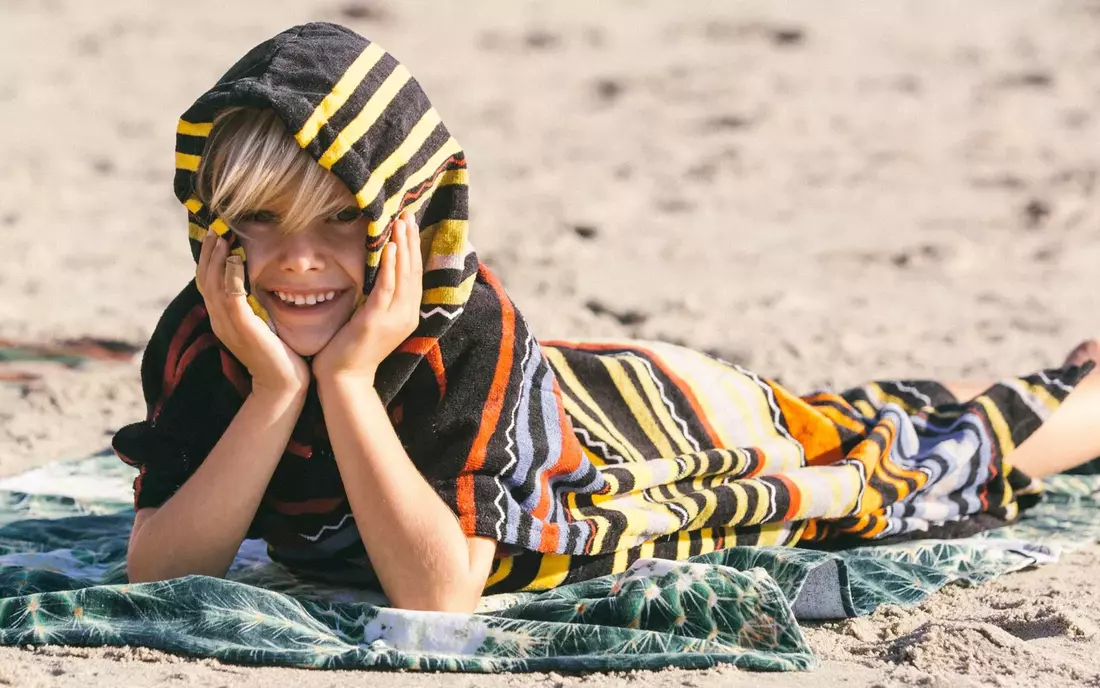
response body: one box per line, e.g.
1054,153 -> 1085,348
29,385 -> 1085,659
3,2 -> 1100,685
3,0 -> 1100,468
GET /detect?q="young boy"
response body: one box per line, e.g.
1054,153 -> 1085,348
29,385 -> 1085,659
113,22 -> 1100,614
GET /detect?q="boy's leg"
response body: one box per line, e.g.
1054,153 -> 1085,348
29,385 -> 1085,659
999,372 -> 1100,478
940,380 -> 996,401
937,339 -> 1100,478
939,373 -> 1100,478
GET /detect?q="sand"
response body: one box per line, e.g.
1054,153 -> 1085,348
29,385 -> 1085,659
2,0 -> 1100,684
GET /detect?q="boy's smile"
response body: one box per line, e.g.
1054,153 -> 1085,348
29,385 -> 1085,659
236,201 -> 367,357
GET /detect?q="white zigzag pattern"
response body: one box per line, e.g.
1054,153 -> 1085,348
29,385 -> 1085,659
492,333 -> 531,541
733,364 -> 806,465
419,306 -> 463,320
300,512 -> 354,543
573,425 -> 623,464
618,352 -> 701,453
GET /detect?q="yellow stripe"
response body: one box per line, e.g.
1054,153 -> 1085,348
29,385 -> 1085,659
977,395 -> 1016,454
529,554 -> 572,590
854,399 -> 876,418
210,217 -> 230,236
748,480 -> 774,525
1022,379 -> 1061,413
638,540 -> 656,560
247,294 -> 271,325
544,348 -> 645,462
656,349 -> 735,448
425,219 -> 468,255
405,168 -> 468,217
583,472 -> 620,554
188,223 -> 207,242
177,120 -> 213,137
175,152 -> 201,171
367,137 -> 461,237
317,63 -> 411,168
698,353 -> 782,451
353,109 -> 443,206
676,529 -> 692,560
560,395 -> 637,467
184,197 -> 204,215
683,470 -> 722,531
697,527 -> 716,555
422,272 -> 476,305
601,357 -> 677,458
726,483 -> 751,527
626,356 -> 694,454
565,490 -> 612,555
363,170 -> 467,271
296,43 -> 387,147
610,547 -> 631,575
484,555 -> 514,590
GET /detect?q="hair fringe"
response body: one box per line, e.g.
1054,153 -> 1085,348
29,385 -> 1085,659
195,107 -> 354,234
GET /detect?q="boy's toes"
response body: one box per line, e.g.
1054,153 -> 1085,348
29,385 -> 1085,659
1064,339 -> 1100,369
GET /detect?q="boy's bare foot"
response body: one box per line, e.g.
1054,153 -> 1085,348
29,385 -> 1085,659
1064,339 -> 1100,373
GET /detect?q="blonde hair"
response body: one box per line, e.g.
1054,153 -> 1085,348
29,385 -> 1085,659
195,107 -> 355,233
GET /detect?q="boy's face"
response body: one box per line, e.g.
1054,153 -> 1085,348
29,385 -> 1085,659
235,200 -> 368,357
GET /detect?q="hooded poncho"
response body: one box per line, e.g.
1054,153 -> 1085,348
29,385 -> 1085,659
113,22 -> 1091,594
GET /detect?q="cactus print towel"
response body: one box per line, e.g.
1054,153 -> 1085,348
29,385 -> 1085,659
1,452 -> 1097,672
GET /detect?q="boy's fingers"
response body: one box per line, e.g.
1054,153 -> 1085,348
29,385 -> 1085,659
369,242 -> 398,312
393,218 -> 410,298
224,256 -> 247,296
409,214 -> 424,278
403,215 -> 422,307
197,231 -> 215,293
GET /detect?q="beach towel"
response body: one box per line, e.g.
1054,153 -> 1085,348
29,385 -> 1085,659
1,452 -> 1098,671
110,21 -> 1094,592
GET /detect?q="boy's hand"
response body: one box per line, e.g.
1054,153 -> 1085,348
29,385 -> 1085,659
312,209 -> 423,385
197,232 -> 311,397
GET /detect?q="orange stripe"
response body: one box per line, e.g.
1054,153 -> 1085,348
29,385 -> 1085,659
220,350 -> 251,399
174,334 -> 217,384
426,347 -> 446,398
530,378 -> 585,525
398,336 -> 446,397
154,304 -> 208,418
457,266 -> 515,532
770,382 -> 845,467
539,521 -> 561,552
286,439 -> 313,459
775,474 -> 803,522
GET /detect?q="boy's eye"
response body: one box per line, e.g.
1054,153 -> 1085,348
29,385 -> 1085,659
240,210 -> 279,224
331,206 -> 361,223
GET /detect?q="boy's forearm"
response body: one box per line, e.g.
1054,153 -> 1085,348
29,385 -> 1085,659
317,374 -> 482,612
127,386 -> 306,582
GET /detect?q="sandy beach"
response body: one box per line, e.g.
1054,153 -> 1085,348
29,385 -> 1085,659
2,0 -> 1100,684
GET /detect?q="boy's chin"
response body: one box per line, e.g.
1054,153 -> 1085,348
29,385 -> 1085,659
277,328 -> 338,358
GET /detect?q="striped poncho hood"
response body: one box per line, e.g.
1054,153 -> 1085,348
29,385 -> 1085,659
176,22 -> 471,391
114,22 -> 608,560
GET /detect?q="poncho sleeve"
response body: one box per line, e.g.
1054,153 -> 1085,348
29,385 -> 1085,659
111,282 -> 252,524
388,267 -> 606,556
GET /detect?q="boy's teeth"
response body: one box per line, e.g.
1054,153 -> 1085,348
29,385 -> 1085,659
275,290 -> 339,306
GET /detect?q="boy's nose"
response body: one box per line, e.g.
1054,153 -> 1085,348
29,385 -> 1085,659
278,233 -> 326,273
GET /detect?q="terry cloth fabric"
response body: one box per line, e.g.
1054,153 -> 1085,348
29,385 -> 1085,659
111,22 -> 1094,594
4,454 -> 1100,672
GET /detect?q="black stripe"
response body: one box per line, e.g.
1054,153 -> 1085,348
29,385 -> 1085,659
307,51 -> 402,161
176,133 -> 208,157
